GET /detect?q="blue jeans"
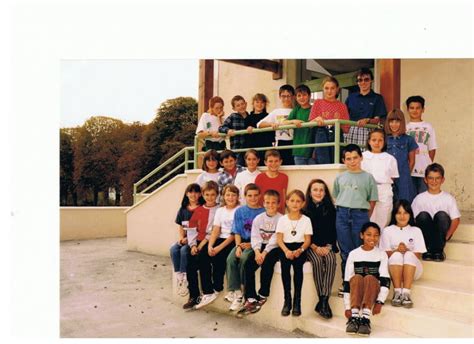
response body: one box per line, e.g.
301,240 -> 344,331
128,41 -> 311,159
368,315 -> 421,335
294,156 -> 316,165
336,207 -> 369,278
412,176 -> 428,194
170,242 -> 189,273
313,127 -> 343,164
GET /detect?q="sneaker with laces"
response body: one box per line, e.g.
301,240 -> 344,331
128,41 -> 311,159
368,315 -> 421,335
183,297 -> 199,310
194,293 -> 217,309
401,293 -> 413,308
178,279 -> 189,297
357,317 -> 371,336
391,291 -> 402,307
345,317 -> 360,334
230,296 -> 245,311
237,300 -> 261,315
224,291 -> 236,303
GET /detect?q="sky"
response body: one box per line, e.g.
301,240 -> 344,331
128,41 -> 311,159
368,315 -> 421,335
60,59 -> 199,127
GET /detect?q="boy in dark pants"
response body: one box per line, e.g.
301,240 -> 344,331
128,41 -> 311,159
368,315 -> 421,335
239,190 -> 282,315
412,163 -> 461,262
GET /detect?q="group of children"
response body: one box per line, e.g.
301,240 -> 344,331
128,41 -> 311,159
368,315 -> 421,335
168,70 -> 462,336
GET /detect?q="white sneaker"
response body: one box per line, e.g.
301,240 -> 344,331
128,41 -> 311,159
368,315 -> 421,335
224,291 -> 235,303
229,295 -> 244,311
194,293 -> 217,309
178,279 -> 189,297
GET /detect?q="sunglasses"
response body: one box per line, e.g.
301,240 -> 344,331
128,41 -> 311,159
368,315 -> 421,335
357,77 -> 371,83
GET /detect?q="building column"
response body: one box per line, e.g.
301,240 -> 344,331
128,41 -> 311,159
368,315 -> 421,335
198,60 -> 214,118
379,59 -> 401,112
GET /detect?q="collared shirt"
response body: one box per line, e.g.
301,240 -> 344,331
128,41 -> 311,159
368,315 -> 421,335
217,165 -> 245,192
219,112 -> 248,150
345,90 -> 387,121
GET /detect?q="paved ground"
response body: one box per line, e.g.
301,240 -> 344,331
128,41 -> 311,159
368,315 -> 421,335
60,237 -> 313,338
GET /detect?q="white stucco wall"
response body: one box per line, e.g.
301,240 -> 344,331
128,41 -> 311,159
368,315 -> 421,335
400,59 -> 473,211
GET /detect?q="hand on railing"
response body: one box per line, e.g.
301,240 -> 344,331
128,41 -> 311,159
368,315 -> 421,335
311,116 -> 325,126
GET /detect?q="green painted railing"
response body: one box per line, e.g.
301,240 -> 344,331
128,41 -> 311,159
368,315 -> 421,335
133,119 -> 379,203
133,147 -> 194,203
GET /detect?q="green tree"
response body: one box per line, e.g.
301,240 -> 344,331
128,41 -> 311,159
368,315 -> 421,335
60,127 -> 79,205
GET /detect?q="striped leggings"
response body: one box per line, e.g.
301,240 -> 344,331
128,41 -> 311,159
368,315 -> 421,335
306,249 -> 337,297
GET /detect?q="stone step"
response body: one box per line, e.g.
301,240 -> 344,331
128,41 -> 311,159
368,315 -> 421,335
421,258 -> 473,285
452,223 -> 474,242
445,239 -> 474,261
328,297 -> 473,337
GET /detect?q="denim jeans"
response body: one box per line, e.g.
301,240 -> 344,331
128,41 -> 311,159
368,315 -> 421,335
336,207 -> 369,278
313,127 -> 343,164
226,246 -> 254,291
416,211 -> 451,253
294,156 -> 316,165
170,242 -> 189,273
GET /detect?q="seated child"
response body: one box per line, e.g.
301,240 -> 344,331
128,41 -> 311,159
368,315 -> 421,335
225,184 -> 265,311
412,163 -> 461,262
239,189 -> 283,315
183,181 -> 220,309
379,200 -> 426,308
406,95 -> 438,194
343,222 -> 390,337
170,183 -> 204,296
196,96 -> 226,151
195,149 -> 220,186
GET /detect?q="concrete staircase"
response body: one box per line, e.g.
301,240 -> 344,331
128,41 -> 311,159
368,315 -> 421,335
172,215 -> 474,338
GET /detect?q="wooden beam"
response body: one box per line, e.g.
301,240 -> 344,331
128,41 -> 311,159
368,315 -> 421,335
379,59 -> 401,112
220,59 -> 283,79
198,59 -> 214,118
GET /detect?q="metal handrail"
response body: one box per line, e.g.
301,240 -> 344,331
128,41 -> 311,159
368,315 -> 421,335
133,146 -> 194,203
133,119 -> 379,204
193,119 -> 380,166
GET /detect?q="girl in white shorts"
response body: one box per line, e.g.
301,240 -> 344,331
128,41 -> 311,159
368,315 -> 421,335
379,200 -> 427,308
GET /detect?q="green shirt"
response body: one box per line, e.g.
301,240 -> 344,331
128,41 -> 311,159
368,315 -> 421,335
287,105 -> 312,157
333,170 -> 378,209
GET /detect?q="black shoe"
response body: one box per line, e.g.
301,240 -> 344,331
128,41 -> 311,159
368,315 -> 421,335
319,296 -> 332,319
183,297 -> 199,309
314,300 -> 322,313
345,317 -> 359,334
422,252 -> 433,261
357,317 -> 371,336
433,252 -> 446,262
281,300 -> 292,316
292,297 -> 301,317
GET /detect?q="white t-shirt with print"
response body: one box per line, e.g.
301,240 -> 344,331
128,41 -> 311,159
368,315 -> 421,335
362,151 -> 399,184
196,171 -> 220,187
406,121 -> 438,177
213,206 -> 239,238
411,191 -> 461,219
276,214 -> 313,243
257,108 -> 293,142
196,112 -> 225,143
234,169 -> 261,205
379,224 -> 427,253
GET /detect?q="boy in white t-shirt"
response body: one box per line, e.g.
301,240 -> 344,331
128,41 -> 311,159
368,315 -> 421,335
257,84 -> 295,165
412,163 -> 461,262
406,96 -> 438,194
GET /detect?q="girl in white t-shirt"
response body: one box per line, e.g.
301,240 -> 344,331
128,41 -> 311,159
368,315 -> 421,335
276,190 -> 313,317
379,200 -> 427,309
234,149 -> 261,205
362,129 -> 399,229
195,185 -> 239,309
196,96 -> 226,151
195,149 -> 221,187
